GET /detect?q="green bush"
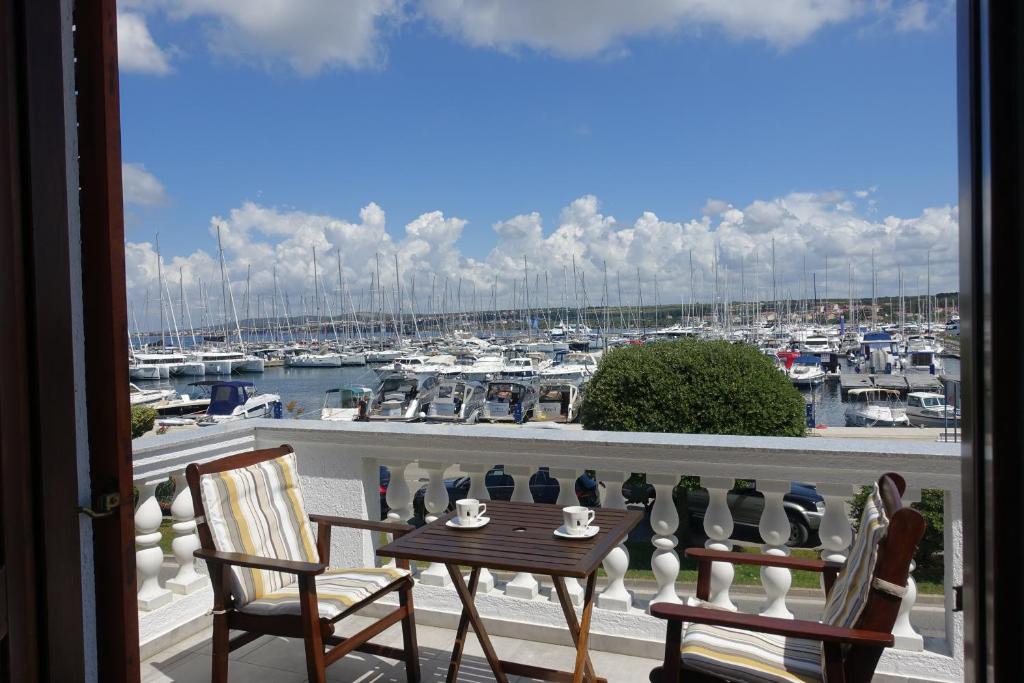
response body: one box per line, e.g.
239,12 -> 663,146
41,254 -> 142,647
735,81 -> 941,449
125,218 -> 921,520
131,405 -> 158,438
581,340 -> 807,436
850,486 -> 944,582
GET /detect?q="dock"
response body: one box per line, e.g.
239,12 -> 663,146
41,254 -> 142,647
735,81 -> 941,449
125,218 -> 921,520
839,373 -> 944,397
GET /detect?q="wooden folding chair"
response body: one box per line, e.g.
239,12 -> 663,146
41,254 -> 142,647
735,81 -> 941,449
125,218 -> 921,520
185,444 -> 420,683
649,472 -> 926,683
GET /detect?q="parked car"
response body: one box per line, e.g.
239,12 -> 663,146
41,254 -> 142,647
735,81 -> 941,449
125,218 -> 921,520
623,478 -> 825,548
380,465 -> 599,524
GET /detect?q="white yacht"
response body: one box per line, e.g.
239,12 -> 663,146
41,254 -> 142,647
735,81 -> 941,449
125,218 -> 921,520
540,352 -> 597,383
368,373 -> 439,421
903,340 -> 944,375
320,386 -> 374,421
285,352 -> 344,368
787,355 -> 826,386
845,388 -> 910,427
129,352 -> 204,379
533,381 -> 584,423
191,350 -> 246,375
129,383 -> 177,406
481,379 -> 540,422
906,392 -> 961,427
195,381 -> 281,426
424,379 -> 487,424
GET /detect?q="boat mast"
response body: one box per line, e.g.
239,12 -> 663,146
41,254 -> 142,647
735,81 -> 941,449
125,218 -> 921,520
216,225 -> 231,346
155,233 -> 166,348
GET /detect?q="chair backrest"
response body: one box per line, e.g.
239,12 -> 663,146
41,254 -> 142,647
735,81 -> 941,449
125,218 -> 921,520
821,472 -> 926,679
186,445 -> 319,607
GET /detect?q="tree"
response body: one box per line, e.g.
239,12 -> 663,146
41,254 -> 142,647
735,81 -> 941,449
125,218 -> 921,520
581,339 -> 807,436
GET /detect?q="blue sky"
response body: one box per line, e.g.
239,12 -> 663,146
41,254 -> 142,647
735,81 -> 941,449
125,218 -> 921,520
118,1 -> 958,316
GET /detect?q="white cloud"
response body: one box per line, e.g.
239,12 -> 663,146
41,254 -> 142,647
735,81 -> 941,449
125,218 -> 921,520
122,163 -> 168,207
124,190 -> 959,328
161,0 -> 402,75
117,12 -> 173,75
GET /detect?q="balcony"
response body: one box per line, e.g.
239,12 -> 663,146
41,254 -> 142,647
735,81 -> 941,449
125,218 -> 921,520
133,420 -> 962,682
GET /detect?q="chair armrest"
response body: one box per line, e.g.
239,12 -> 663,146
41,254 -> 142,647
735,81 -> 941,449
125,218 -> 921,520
649,603 -> 893,647
686,548 -> 843,573
194,548 -> 326,576
309,513 -> 415,537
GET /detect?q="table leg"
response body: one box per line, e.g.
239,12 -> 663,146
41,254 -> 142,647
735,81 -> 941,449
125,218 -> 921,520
445,565 -> 509,683
552,573 -> 599,683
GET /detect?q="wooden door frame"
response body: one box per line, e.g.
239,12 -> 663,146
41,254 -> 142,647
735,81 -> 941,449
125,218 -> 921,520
957,1 -> 1024,680
0,0 -> 139,681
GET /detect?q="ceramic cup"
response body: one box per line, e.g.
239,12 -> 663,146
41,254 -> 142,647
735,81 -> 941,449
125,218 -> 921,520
562,506 -> 596,535
455,498 -> 486,526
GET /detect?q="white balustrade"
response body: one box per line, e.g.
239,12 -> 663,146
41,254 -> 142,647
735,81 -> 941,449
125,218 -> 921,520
381,460 -> 414,570
504,464 -> 540,600
164,473 -> 207,595
700,477 -> 736,610
463,463 -> 495,593
136,478 -> 173,611
757,480 -> 794,619
892,488 -> 924,651
597,471 -> 632,612
648,473 -> 682,607
418,461 -> 452,587
549,467 -> 584,606
817,482 -> 854,603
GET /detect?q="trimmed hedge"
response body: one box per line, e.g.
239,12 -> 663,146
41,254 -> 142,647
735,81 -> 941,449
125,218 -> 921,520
131,405 -> 158,439
581,340 -> 806,436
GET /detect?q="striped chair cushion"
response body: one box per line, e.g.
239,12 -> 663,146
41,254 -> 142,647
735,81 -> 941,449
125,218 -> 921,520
199,452 -> 320,607
239,567 -> 410,620
821,482 -> 890,629
680,623 -> 823,683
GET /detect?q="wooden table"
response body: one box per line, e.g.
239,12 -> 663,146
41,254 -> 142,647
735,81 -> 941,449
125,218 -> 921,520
377,500 -> 643,683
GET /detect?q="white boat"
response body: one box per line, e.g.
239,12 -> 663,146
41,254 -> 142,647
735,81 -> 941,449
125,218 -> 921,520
339,352 -> 367,366
845,388 -> 910,427
906,392 -> 961,427
365,349 -> 404,364
285,353 -> 344,368
191,350 -> 246,375
368,373 -> 439,421
533,381 -> 584,423
540,352 -> 597,383
128,363 -> 161,381
481,379 -> 540,423
424,379 -> 487,423
903,342 -> 944,375
787,355 -> 826,386
129,383 -> 177,406
130,352 -> 190,379
320,386 -> 374,421
195,381 -> 282,426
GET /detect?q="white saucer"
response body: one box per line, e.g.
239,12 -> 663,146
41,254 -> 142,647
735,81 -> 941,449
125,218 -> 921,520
446,516 -> 490,529
553,525 -> 599,539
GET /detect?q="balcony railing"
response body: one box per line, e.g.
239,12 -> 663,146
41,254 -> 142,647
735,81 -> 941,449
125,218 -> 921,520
132,420 -> 963,681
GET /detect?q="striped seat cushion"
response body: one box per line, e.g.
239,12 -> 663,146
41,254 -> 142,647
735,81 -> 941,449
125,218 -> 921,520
199,452 -> 320,607
238,567 -> 410,620
680,623 -> 823,683
822,483 -> 890,629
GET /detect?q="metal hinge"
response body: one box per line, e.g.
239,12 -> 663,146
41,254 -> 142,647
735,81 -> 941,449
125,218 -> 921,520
79,491 -> 121,519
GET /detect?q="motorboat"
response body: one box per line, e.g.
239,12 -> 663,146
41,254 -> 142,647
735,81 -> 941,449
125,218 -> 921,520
905,392 -> 961,427
533,381 -> 584,423
129,383 -> 177,406
320,386 -> 374,421
129,352 -> 205,379
195,381 -> 282,426
903,340 -> 944,375
500,357 -> 540,379
365,349 -> 404,364
285,352 -> 344,368
128,362 -> 161,381
844,388 -> 910,427
540,352 -> 597,383
368,373 -> 439,421
424,378 -> 487,423
787,355 -> 826,386
481,379 -> 540,423
191,350 -> 245,375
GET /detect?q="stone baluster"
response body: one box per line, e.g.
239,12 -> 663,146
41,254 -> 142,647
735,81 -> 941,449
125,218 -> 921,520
418,461 -> 452,587
892,487 -> 924,651
700,477 -> 736,610
817,483 -> 854,596
136,478 -> 173,610
504,465 -> 540,600
597,471 -> 632,612
648,474 -> 682,607
381,460 -> 414,570
164,473 -> 208,595
549,467 -> 584,606
758,480 -> 794,619
463,463 -> 495,593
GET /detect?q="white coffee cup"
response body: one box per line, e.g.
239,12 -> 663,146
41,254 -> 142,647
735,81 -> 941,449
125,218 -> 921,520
456,498 -> 486,525
562,506 -> 596,535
